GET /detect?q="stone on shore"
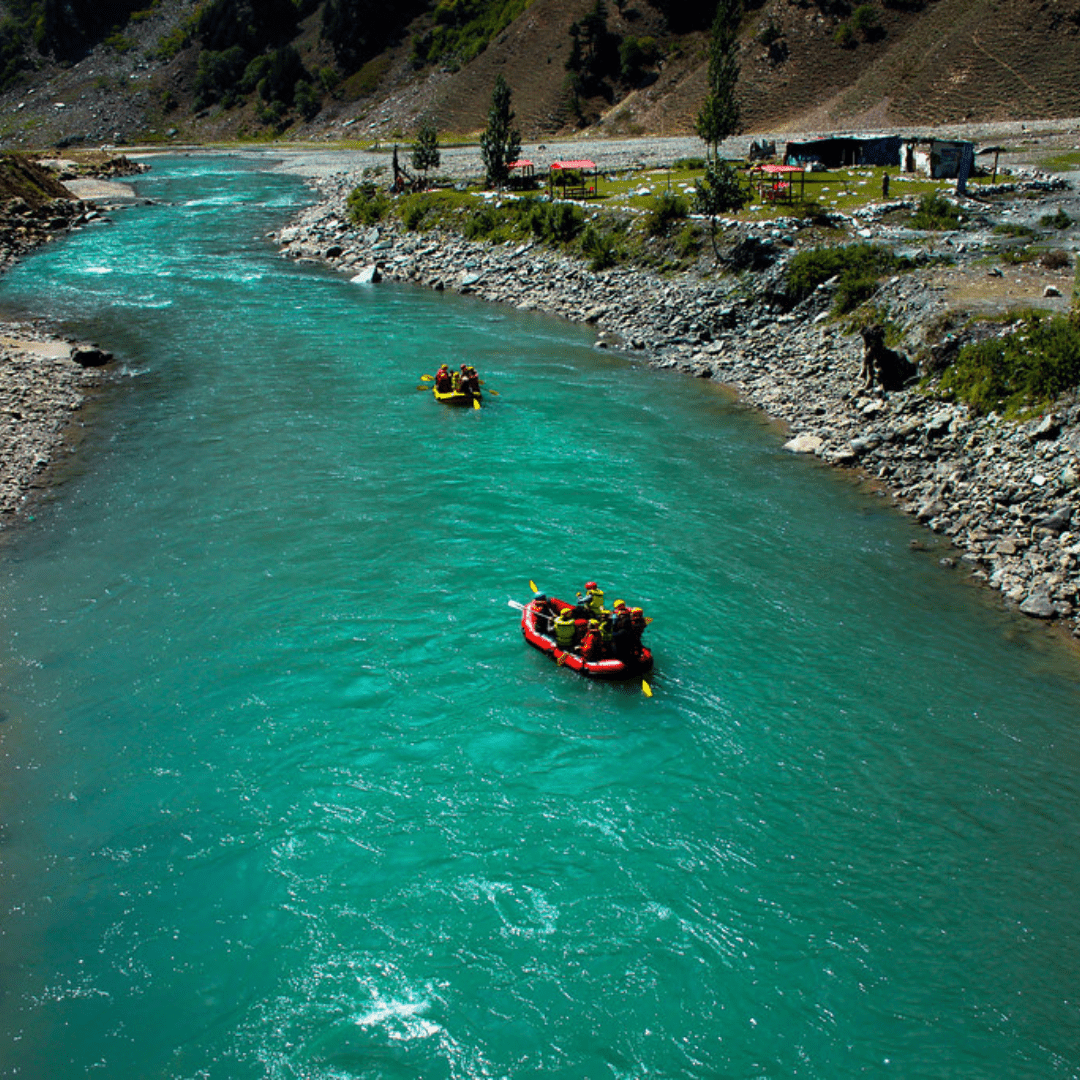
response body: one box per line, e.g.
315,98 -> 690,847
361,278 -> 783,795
784,434 -> 824,454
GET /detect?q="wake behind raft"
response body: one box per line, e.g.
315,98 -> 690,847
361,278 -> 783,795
514,594 -> 654,680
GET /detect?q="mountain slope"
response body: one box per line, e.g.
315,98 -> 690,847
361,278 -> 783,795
0,0 -> 1078,151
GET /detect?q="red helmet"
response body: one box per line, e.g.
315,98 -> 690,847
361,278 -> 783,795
585,581 -> 598,590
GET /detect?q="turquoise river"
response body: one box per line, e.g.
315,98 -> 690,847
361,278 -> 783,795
1,156 -> 1080,1079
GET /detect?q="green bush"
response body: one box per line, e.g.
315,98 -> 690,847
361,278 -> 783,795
676,222 -> 701,258
347,182 -> 389,225
834,23 -> 856,48
582,225 -> 619,270
643,191 -> 688,236
910,192 -> 965,230
785,243 -> 904,313
619,35 -> 659,82
940,313 -> 1080,415
993,222 -> 1036,238
1040,208 -> 1073,230
524,200 -> 584,243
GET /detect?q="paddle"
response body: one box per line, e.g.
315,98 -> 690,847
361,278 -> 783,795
507,599 -> 526,611
642,680 -> 653,697
472,398 -> 481,410
420,374 -> 434,381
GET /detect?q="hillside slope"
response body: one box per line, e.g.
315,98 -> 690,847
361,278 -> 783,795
0,0 -> 1078,150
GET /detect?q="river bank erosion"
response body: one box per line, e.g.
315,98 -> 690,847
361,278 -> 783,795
268,132 -> 1080,641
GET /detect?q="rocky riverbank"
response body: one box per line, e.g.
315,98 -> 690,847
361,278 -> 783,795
0,327 -> 113,525
0,153 -> 130,527
273,171 -> 1080,639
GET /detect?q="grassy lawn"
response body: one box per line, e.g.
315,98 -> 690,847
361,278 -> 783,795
574,163 -> 975,224
1038,149 -> 1080,173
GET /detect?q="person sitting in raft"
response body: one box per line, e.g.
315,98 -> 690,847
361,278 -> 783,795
451,367 -> 463,392
464,365 -> 481,395
577,581 -> 607,621
611,600 -> 633,660
581,620 -> 604,660
434,364 -> 453,393
554,607 -> 577,651
530,593 -> 553,636
627,606 -> 648,653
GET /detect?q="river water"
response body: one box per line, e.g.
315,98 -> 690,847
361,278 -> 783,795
1,156 -> 1079,1079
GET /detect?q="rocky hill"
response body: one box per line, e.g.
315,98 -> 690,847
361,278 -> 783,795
0,0 -> 1078,150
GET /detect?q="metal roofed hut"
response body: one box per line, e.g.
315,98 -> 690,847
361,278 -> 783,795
547,160 -> 599,199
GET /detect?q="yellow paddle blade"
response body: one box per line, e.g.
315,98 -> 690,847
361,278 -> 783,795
420,374 -> 434,381
529,580 -> 538,594
642,680 -> 653,697
417,385 -> 429,390
473,398 -> 481,410
645,617 -> 654,624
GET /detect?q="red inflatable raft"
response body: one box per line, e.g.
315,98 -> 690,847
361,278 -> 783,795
519,597 -> 654,679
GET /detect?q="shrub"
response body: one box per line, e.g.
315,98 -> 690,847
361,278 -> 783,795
346,182 -> 389,225
1041,248 -> 1071,271
834,23 -> 856,48
785,243 -> 904,312
643,191 -> 688,236
910,192 -> 965,230
582,225 -> 619,270
676,222 -> 702,258
1040,208 -> 1073,230
940,313 -> 1080,415
525,200 -> 584,243
851,3 -> 882,38
619,35 -> 659,82
993,223 -> 1036,239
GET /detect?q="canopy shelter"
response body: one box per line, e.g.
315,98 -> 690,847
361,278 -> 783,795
548,159 -> 599,199
750,162 -> 805,203
977,145 -> 1007,184
508,159 -> 535,189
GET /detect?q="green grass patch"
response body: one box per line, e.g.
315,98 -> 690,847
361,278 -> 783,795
341,54 -> 391,100
1039,150 -> 1080,173
993,222 -> 1036,238
940,312 -> 1080,416
411,0 -> 535,69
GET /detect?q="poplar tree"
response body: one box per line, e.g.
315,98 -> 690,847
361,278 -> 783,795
480,74 -> 521,189
695,0 -> 743,160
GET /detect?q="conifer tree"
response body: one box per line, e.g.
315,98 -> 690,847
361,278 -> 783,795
411,117 -> 441,177
695,0 -> 743,159
480,75 -> 521,189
